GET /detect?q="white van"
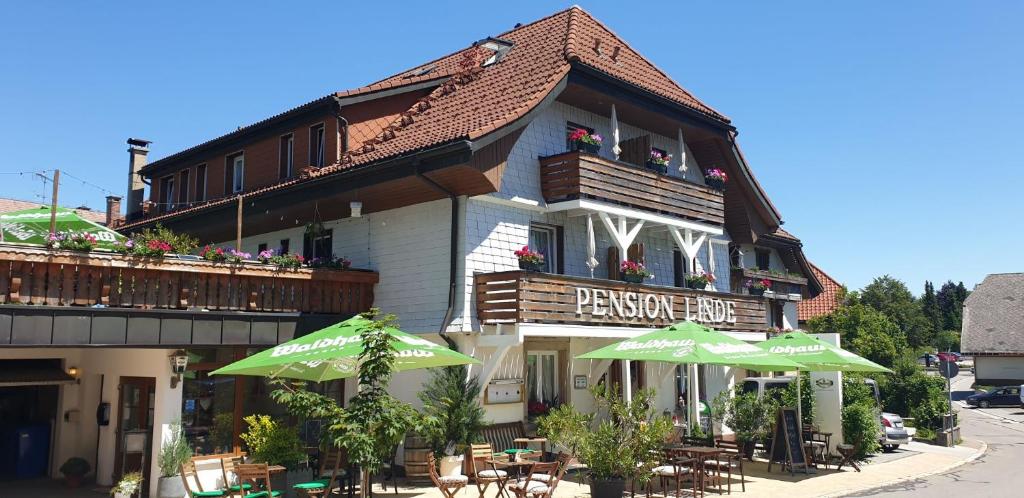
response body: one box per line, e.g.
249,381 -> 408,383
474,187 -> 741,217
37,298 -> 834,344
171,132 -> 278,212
740,376 -> 795,403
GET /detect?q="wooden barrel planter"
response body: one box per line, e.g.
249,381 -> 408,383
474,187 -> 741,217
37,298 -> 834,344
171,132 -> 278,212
403,434 -> 431,483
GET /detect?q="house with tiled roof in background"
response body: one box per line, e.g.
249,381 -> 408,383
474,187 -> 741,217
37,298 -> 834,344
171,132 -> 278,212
961,273 -> 1024,385
0,6 -> 828,479
798,262 -> 845,326
0,196 -> 115,225
118,4 -> 823,437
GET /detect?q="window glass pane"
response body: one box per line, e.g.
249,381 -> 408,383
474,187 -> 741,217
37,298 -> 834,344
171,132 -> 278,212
528,227 -> 555,273
182,370 -> 236,455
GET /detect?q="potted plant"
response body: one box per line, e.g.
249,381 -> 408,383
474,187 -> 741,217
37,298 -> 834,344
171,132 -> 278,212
113,224 -> 198,259
111,471 -> 144,498
569,128 -> 603,154
418,366 -> 485,477
514,246 -> 545,272
745,278 -> 770,296
47,231 -> 98,252
157,422 -> 192,498
620,260 -> 653,283
684,271 -> 715,289
712,388 -> 775,460
239,414 -> 310,493
259,250 -> 306,269
59,457 -> 91,488
704,168 -> 728,191
645,149 -> 671,175
538,386 -> 671,498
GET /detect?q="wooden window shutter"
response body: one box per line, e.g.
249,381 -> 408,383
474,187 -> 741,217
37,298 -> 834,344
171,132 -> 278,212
607,246 -> 620,280
627,242 -> 645,263
556,226 -> 565,275
673,250 -> 686,287
618,135 -> 651,166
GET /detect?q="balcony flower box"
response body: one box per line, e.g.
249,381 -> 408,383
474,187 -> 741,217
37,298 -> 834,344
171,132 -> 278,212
515,246 -> 545,272
569,128 -> 603,154
620,260 -> 652,283
704,168 -> 728,191
745,278 -> 771,297
645,150 -> 671,175
684,272 -> 715,289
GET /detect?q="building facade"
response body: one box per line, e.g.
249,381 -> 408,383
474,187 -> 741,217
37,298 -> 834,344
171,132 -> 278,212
961,273 -> 1024,384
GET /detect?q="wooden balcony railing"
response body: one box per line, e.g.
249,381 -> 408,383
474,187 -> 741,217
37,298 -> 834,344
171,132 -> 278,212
475,270 -> 767,332
539,151 -> 725,225
0,245 -> 377,314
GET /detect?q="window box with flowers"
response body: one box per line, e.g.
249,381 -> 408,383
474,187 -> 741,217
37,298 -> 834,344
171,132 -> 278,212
306,255 -> 351,270
620,260 -> 652,284
514,246 -> 545,272
46,231 -> 98,252
745,278 -> 771,297
684,271 -> 715,289
704,168 -> 728,191
569,128 -> 603,154
645,149 -> 671,175
257,249 -> 305,269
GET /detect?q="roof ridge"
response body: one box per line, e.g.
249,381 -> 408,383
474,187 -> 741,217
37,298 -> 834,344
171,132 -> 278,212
570,7 -> 729,122
564,6 -> 582,62
808,261 -> 842,287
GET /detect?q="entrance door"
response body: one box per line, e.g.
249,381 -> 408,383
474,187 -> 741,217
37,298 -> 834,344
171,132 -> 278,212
526,351 -> 560,418
114,377 -> 155,494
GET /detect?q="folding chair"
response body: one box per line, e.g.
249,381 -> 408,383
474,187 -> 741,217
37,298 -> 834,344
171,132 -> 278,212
428,452 -> 468,498
180,461 -> 227,498
235,463 -> 281,498
467,443 -> 507,498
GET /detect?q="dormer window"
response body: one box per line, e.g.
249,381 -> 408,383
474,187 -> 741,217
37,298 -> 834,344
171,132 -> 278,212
478,37 -> 513,66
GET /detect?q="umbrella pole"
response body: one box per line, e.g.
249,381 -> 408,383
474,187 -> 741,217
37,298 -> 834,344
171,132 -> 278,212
796,370 -> 803,436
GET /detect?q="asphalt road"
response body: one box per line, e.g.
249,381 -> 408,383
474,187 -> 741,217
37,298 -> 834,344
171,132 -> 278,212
848,372 -> 1024,496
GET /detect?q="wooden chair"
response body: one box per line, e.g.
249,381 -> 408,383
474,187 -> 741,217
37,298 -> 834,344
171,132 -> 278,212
378,443 -> 400,494
235,463 -> 281,498
180,461 -> 227,498
648,450 -> 698,498
428,452 -> 468,498
711,440 -> 745,494
219,455 -> 254,497
294,447 -> 352,498
834,443 -> 862,472
466,443 -> 507,498
506,461 -> 560,498
527,452 -> 571,485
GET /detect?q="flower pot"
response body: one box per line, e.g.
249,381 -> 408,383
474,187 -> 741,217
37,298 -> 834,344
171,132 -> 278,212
622,273 -> 645,284
590,477 -> 626,498
572,141 -> 601,154
157,475 -> 187,498
439,455 -> 465,477
742,440 -> 757,460
644,161 -> 668,175
705,177 -> 726,191
686,281 -> 706,290
749,288 -> 765,297
519,260 -> 544,272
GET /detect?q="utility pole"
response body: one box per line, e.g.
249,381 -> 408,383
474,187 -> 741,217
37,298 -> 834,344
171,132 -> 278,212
49,169 -> 60,234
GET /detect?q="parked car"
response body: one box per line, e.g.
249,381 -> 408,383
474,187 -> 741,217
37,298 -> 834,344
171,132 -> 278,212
966,386 -> 1022,408
865,379 -> 912,451
918,354 -> 940,368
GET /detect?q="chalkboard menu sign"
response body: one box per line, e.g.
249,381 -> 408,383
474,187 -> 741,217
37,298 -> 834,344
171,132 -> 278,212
767,408 -> 807,475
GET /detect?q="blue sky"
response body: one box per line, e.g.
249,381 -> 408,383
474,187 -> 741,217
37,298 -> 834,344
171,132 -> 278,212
1,1 -> 1020,292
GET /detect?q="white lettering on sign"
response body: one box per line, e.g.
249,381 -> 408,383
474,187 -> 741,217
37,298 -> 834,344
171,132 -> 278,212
573,287 -> 738,325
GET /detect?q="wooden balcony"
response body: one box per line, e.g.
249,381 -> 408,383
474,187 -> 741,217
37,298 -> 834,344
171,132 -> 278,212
539,151 -> 725,226
0,245 -> 377,315
475,271 -> 767,332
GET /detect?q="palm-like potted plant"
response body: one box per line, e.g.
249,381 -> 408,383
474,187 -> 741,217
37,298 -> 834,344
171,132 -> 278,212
645,149 -> 671,175
60,457 -> 91,488
157,422 -> 192,498
745,278 -> 770,297
418,366 -> 485,477
514,246 -> 545,272
538,386 -> 672,498
569,128 -> 604,154
712,388 -> 776,460
684,271 -> 715,289
620,260 -> 653,283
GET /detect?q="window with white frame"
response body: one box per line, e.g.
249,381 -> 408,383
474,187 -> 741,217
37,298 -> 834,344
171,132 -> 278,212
310,124 -> 325,167
279,134 -> 294,179
161,175 -> 175,211
528,224 -> 558,273
229,153 -> 245,193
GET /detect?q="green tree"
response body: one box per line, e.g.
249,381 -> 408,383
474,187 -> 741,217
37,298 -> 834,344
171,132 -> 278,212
936,281 -> 969,331
860,276 -> 932,348
934,330 -> 961,353
418,365 -> 486,456
921,281 -> 942,334
806,304 -> 905,367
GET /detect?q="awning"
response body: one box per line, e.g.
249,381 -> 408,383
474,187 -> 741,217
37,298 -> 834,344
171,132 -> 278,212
0,365 -> 76,387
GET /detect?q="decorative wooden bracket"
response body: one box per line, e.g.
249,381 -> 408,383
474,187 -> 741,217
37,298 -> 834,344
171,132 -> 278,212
597,212 -> 645,262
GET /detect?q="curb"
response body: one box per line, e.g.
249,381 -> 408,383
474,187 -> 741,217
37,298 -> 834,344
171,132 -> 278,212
826,439 -> 988,497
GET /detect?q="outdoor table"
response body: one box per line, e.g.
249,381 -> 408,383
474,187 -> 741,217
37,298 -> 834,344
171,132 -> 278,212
673,446 -> 723,494
803,430 -> 832,469
835,444 -> 861,472
514,437 -> 548,459
486,458 -> 536,498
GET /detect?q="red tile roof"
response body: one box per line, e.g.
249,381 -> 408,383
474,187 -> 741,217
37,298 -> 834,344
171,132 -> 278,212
0,197 -> 108,224
798,262 -> 843,322
124,6 -> 730,229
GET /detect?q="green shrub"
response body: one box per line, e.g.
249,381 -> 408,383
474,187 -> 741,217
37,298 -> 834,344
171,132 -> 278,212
841,402 -> 881,459
60,457 -> 91,477
878,356 -> 949,431
780,372 -> 814,426
711,387 -> 776,444
239,414 -> 307,470
418,366 -> 486,456
158,421 -> 192,477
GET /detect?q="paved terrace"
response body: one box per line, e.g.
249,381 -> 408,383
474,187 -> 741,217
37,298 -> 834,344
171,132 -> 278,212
6,439 -> 983,498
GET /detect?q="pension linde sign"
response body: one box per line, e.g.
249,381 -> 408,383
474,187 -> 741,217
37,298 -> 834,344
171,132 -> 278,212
574,286 -> 738,325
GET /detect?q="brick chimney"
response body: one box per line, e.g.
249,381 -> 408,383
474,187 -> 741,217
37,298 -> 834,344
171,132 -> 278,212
126,138 -> 151,219
105,195 -> 122,226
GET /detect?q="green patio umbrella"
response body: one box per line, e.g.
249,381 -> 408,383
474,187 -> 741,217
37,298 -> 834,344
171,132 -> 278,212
756,330 -> 891,373
210,315 -> 480,381
0,206 -> 125,251
577,321 -> 806,371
